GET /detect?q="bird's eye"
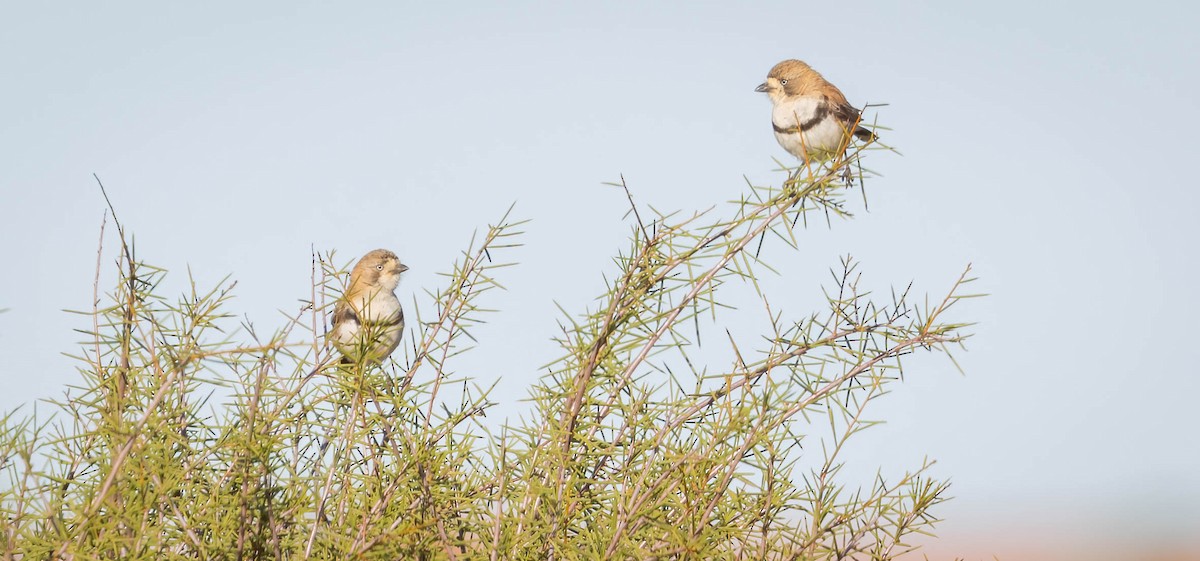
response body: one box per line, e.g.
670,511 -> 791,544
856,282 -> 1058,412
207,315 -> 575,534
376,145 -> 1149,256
376,264 -> 384,271
780,78 -> 789,86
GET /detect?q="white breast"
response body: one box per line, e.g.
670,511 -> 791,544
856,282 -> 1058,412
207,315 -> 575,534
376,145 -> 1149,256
771,96 -> 847,161
332,289 -> 404,361
354,290 -> 402,324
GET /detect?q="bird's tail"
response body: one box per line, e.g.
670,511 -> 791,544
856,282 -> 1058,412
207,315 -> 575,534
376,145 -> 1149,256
853,125 -> 876,142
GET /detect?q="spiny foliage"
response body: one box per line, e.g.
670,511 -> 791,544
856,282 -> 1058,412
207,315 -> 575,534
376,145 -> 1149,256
0,142 -> 978,560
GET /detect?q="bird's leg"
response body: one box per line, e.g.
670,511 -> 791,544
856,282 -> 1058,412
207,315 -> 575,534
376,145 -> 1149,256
840,160 -> 855,188
785,167 -> 802,187
784,164 -> 808,191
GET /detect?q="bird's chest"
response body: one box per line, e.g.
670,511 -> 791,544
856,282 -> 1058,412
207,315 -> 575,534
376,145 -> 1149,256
771,98 -> 844,156
355,292 -> 401,323
330,291 -> 401,346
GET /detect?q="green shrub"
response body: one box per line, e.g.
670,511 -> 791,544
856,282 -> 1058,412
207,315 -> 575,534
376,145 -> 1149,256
0,146 -> 976,560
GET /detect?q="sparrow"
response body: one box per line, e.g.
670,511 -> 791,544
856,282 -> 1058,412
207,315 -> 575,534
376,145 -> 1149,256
329,249 -> 408,364
755,59 -> 876,164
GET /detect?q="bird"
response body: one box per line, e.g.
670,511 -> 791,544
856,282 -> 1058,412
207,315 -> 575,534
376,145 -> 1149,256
755,59 -> 876,164
329,249 -> 408,364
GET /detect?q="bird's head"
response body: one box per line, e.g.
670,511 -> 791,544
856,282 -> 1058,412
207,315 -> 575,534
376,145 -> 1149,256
351,249 -> 409,292
755,59 -> 823,102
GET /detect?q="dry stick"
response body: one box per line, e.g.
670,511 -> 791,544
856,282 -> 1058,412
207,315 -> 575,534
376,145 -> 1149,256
94,174 -> 134,403
311,248 -> 323,360
91,211 -> 108,386
619,174 -> 652,245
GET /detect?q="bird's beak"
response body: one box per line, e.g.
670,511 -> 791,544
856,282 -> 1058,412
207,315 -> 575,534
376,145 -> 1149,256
398,264 -> 410,273
754,82 -> 769,93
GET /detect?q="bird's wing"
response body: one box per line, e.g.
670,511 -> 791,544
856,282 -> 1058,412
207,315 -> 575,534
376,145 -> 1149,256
331,300 -> 360,329
829,99 -> 876,142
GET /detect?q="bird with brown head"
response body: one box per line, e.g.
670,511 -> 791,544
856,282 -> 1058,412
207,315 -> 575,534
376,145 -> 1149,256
756,59 -> 876,164
329,249 -> 408,364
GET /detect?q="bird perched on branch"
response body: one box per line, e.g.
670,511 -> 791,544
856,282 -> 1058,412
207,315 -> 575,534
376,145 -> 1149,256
330,249 -> 408,364
755,59 -> 876,164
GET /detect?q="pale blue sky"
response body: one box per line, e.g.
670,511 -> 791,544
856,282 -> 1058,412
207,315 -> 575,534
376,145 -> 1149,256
2,2 -> 1197,557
